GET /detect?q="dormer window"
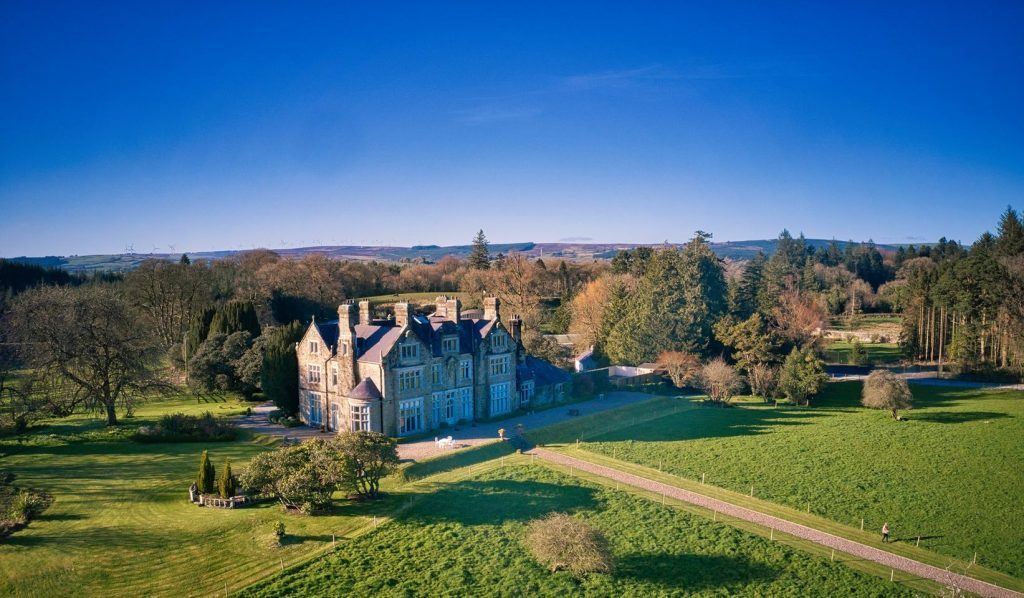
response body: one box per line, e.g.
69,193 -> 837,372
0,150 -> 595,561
492,332 -> 507,351
309,341 -> 319,354
442,337 -> 459,353
400,343 -> 419,360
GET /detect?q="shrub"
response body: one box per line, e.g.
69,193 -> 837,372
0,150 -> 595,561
268,410 -> 302,427
697,358 -> 744,405
525,513 -> 612,577
134,412 -> 237,443
848,338 -> 866,365
861,370 -> 913,420
197,450 -> 216,495
267,520 -> 286,547
778,347 -> 829,406
217,458 -> 236,498
241,438 -> 348,513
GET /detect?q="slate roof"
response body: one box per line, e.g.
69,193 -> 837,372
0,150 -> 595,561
315,319 -> 340,349
523,355 -> 571,387
307,313 -> 503,364
348,378 -> 382,400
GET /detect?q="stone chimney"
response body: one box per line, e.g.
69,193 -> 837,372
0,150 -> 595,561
338,302 -> 357,332
358,300 -> 371,326
434,296 -> 448,318
394,302 -> 411,327
445,297 -> 462,323
510,315 -> 522,344
483,296 -> 500,321
337,302 -> 358,362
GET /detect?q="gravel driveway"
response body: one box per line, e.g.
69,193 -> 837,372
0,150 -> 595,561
233,392 -> 657,461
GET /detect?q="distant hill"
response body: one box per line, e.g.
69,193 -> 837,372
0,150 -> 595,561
7,239 -> 913,273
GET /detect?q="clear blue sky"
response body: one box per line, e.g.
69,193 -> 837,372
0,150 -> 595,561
2,2 -> 1022,257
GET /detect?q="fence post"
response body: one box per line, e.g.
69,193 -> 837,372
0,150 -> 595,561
750,485 -> 754,497
770,527 -> 774,541
701,472 -> 705,484
860,518 -> 864,531
890,569 -> 894,582
830,548 -> 835,561
916,536 -> 920,547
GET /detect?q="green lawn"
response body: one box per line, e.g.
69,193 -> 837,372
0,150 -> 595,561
824,341 -> 903,364
828,314 -> 903,331
240,464 -> 916,597
0,394 -> 389,597
545,384 -> 1024,580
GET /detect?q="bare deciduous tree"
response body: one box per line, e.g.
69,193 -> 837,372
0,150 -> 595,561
698,358 -> 744,405
525,513 -> 613,577
861,369 -> 913,420
657,350 -> 701,389
772,290 -> 827,348
9,285 -> 167,426
747,362 -> 779,402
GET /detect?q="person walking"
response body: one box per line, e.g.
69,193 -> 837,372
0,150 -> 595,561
881,522 -> 890,543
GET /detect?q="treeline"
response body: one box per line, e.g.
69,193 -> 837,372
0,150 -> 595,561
0,237 -> 604,430
893,207 -> 1024,373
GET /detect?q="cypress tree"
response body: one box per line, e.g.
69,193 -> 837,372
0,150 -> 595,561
261,321 -> 303,415
197,450 -> 216,495
209,301 -> 261,339
217,458 -> 236,498
733,251 -> 765,319
469,229 -> 490,270
996,205 -> 1024,257
184,306 -> 216,362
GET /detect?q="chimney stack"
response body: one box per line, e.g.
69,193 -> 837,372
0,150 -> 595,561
358,300 -> 371,326
338,302 -> 357,332
445,297 -> 462,323
510,315 -> 522,344
434,296 -> 448,318
394,302 -> 411,327
483,296 -> 500,321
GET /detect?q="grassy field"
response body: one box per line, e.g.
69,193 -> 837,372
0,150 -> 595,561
540,383 -> 1024,580
240,464 -> 916,597
824,341 -> 903,364
0,394 -> 396,597
828,314 -> 903,331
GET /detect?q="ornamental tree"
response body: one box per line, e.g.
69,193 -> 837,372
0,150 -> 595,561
861,370 -> 913,420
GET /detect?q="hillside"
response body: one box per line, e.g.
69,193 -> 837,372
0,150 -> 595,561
7,239 -> 911,273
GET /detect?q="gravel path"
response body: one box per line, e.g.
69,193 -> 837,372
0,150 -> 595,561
397,391 -> 653,461
530,448 -> 1022,598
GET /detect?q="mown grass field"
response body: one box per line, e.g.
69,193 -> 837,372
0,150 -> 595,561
240,464 -> 916,597
824,341 -> 903,364
0,394 -> 395,597
545,383 -> 1024,580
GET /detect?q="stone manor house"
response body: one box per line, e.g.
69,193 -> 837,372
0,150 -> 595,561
296,296 -> 570,436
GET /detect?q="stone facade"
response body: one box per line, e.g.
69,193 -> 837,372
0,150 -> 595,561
296,296 -> 570,436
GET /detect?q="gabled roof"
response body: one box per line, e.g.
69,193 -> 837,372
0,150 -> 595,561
313,311 -> 504,364
315,319 -> 340,349
348,378 -> 382,400
524,355 -> 571,387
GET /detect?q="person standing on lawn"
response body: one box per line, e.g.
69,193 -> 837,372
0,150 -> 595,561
882,522 -> 890,543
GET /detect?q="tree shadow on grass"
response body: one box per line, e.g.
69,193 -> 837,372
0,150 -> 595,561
615,552 -> 777,591
401,479 -> 599,527
594,406 -> 822,444
911,411 -> 1010,424
280,533 -> 335,546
